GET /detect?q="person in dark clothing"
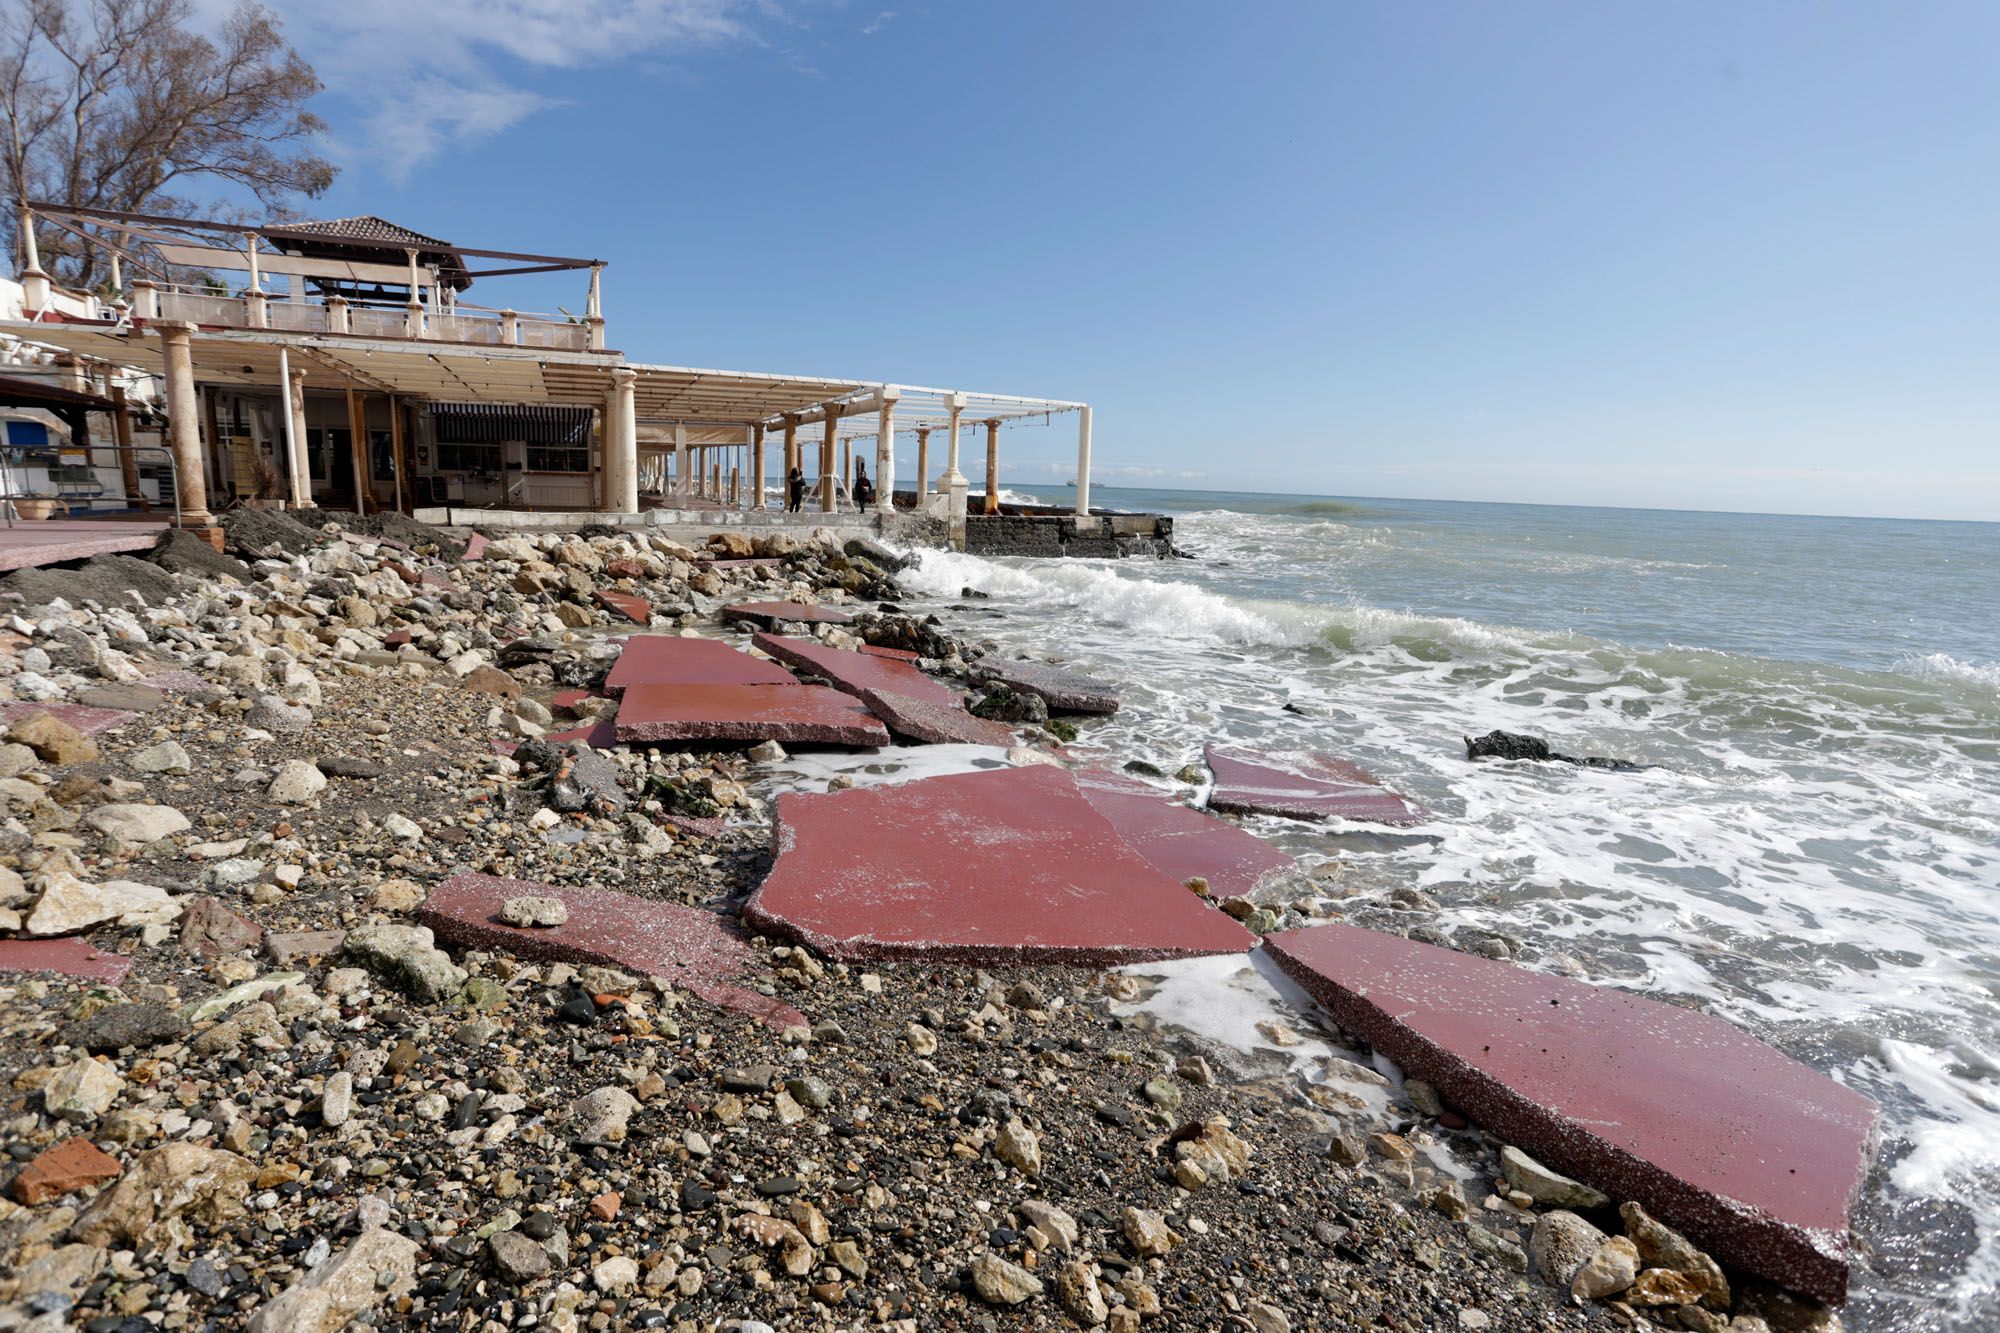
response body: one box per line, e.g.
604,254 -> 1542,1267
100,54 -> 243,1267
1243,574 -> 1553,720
852,461 -> 875,508
786,466 -> 806,512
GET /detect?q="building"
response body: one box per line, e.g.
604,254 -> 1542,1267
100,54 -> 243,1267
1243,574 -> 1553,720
0,203 -> 1109,548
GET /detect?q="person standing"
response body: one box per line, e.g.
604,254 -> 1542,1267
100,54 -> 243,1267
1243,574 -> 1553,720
786,465 -> 805,512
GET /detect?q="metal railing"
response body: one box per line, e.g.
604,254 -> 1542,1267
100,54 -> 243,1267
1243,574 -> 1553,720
139,283 -> 598,351
0,438 -> 180,530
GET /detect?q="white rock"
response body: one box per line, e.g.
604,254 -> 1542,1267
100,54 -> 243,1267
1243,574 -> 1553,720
246,1226 -> 418,1333
26,872 -> 179,935
381,812 -> 422,841
129,740 -> 193,775
44,1054 -> 122,1120
84,802 -> 191,844
499,895 -> 567,928
266,759 -> 327,805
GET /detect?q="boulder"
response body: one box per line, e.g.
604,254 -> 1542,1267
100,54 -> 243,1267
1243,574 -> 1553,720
1501,1144 -> 1610,1210
1530,1211 -> 1608,1290
8,711 -> 98,763
266,759 -> 327,805
71,1143 -> 256,1249
572,1085 -> 639,1146
26,872 -> 178,935
1571,1235 -> 1641,1301
128,740 -> 192,775
343,922 -> 466,1002
246,1226 -> 419,1333
83,802 -> 190,845
247,693 -> 312,733
970,1251 -> 1043,1306
43,1054 -> 122,1120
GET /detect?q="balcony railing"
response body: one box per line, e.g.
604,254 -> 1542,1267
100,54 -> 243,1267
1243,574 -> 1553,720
141,285 -> 600,351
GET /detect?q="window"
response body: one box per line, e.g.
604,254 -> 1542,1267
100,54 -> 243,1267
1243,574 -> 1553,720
437,443 -> 502,474
526,445 -> 592,473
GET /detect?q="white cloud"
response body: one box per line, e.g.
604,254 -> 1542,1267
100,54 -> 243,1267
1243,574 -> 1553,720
241,1 -> 764,180
861,10 -> 896,36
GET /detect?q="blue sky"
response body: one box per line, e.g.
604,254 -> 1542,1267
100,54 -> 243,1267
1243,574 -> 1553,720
235,2 -> 1998,520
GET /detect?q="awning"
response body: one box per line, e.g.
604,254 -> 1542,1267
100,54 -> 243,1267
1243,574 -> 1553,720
431,401 -> 592,445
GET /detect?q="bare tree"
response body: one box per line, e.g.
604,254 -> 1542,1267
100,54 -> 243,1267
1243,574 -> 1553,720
1,0 -> 335,291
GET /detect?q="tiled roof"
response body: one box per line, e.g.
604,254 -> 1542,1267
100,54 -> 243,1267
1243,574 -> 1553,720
280,216 -> 454,249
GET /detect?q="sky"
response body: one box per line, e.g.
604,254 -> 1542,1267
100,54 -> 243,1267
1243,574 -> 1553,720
199,1 -> 1999,520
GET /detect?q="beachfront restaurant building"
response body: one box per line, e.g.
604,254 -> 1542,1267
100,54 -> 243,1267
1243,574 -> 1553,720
1,204 -> 1099,542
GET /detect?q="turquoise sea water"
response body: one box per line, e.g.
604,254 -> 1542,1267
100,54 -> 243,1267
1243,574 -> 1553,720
903,488 -> 2000,1330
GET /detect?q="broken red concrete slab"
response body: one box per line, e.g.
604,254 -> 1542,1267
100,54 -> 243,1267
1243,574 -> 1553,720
419,872 -> 805,1028
0,518 -> 167,572
751,632 -> 959,708
974,657 -> 1120,714
551,688 -> 602,717
616,682 -> 889,747
859,644 -> 920,663
603,635 -> 794,697
0,936 -> 132,983
1204,745 -> 1425,826
1263,924 -> 1878,1304
537,717 -> 620,749
0,702 -> 135,736
460,532 -> 489,561
1075,769 -> 1297,899
745,765 -> 1256,965
12,1136 -> 122,1204
722,600 -> 852,628
593,589 -> 652,625
660,812 -> 728,839
856,687 -> 1017,746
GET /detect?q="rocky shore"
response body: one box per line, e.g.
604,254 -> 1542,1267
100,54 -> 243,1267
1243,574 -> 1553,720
0,510 -> 1829,1331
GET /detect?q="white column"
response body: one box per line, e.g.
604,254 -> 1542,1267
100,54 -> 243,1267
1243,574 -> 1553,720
674,422 -> 689,502
1073,404 -> 1094,519
288,367 -> 313,508
155,320 -> 213,526
609,367 -> 638,512
18,209 -> 50,311
916,429 -> 931,503
941,392 -> 965,486
874,390 -> 897,515
405,249 -> 424,337
278,348 -> 300,506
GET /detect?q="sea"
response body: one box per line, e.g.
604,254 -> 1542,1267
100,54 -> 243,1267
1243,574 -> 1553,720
895,487 -> 2000,1331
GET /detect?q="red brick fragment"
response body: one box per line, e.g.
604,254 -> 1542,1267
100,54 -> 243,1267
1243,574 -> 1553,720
13,1137 -> 122,1204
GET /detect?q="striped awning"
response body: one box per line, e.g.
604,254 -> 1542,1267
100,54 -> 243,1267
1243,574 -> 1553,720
429,401 -> 592,445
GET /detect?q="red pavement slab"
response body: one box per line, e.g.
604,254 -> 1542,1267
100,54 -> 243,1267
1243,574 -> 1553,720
0,519 -> 167,572
551,688 -> 602,717
603,635 -> 795,697
1263,924 -> 1878,1304
537,718 -> 619,748
722,600 -> 852,628
616,682 -> 889,747
1204,745 -> 1425,826
0,936 -> 132,983
0,702 -> 137,736
419,872 -> 805,1028
460,532 -> 489,561
856,687 -> 1018,746
744,765 -> 1257,965
860,645 -> 920,663
751,632 -> 959,708
975,657 -> 1120,714
1076,769 -> 1297,899
594,589 -> 652,625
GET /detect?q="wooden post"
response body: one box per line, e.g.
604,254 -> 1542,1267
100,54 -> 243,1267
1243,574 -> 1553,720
110,385 -> 145,512
730,465 -> 740,507
202,385 -> 225,504
840,439 -> 851,506
916,429 -> 930,503
819,408 -> 840,512
783,417 -> 799,477
751,424 -> 765,511
345,387 -> 369,513
389,394 -> 406,514
984,419 -> 1001,514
